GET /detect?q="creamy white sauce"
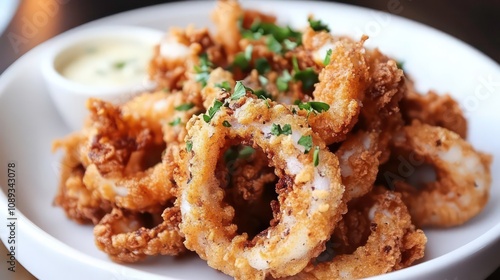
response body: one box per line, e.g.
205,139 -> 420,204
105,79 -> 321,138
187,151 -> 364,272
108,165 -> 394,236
61,40 -> 153,87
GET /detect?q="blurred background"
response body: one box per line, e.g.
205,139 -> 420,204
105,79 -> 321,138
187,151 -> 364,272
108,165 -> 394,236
0,0 -> 498,279
0,0 -> 498,73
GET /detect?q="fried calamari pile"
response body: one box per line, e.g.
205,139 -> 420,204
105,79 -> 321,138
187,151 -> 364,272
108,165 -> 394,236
52,0 -> 492,278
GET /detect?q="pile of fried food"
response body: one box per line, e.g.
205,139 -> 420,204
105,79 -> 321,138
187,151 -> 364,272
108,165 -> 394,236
52,0 -> 492,279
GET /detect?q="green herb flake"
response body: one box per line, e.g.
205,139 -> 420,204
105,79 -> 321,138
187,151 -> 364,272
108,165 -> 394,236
113,61 -> 127,69
231,81 -> 247,100
283,38 -> 298,51
238,146 -> 255,159
323,49 -> 333,65
215,81 -> 232,91
258,75 -> 269,86
259,95 -> 271,108
244,44 -> 253,61
222,120 -> 232,127
313,146 -> 320,167
169,117 -> 181,126
255,58 -> 271,75
271,123 -> 292,136
254,89 -> 272,100
224,145 -> 255,164
309,101 -> 330,113
246,21 -> 302,44
194,53 -> 213,87
175,103 -> 195,111
203,100 -> 223,123
292,56 -> 300,73
298,135 -> 313,153
294,68 -> 319,91
291,55 -> 319,91
277,70 -> 292,92
295,101 -> 330,115
396,60 -> 405,70
308,18 -> 331,32
186,140 -> 193,152
233,52 -> 250,69
266,35 -> 283,54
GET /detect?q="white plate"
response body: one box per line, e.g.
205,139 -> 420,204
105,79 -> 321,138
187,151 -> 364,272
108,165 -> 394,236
0,1 -> 499,279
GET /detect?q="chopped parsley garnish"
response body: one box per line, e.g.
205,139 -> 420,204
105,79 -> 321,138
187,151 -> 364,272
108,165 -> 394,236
203,100 -> 223,123
308,18 -> 331,32
258,75 -> 269,86
239,20 -> 302,54
175,103 -> 195,111
323,49 -> 333,65
224,145 -> 255,164
292,56 -> 319,91
255,58 -> 271,75
113,61 -> 127,69
194,53 -> 212,87
298,135 -> 313,154
186,140 -> 193,152
247,21 -> 302,44
396,60 -> 405,70
231,81 -> 248,100
313,146 -> 320,167
276,70 -> 292,92
266,35 -> 283,54
162,87 -> 169,92
295,101 -> 330,115
271,123 -> 292,136
294,69 -> 319,91
222,120 -> 232,127
260,95 -> 271,108
254,89 -> 273,100
283,38 -> 298,51
233,45 -> 253,69
215,81 -> 232,91
169,117 -> 181,126
238,146 -> 255,159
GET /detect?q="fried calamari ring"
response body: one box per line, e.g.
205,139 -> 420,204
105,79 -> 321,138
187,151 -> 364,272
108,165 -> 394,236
82,96 -> 192,212
179,96 -> 345,279
392,122 -> 492,227
52,132 -> 112,224
305,33 -> 370,145
292,189 -> 427,279
94,207 -> 185,263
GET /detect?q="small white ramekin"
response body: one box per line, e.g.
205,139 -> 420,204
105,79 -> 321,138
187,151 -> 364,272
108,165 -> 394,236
40,25 -> 164,131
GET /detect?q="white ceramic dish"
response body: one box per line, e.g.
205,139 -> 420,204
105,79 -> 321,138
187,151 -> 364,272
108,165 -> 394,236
0,1 -> 499,279
40,25 -> 163,131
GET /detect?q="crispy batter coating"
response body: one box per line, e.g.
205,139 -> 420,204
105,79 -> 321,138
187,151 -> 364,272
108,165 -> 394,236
179,96 -> 345,279
335,131 -> 381,202
307,35 -> 370,145
94,207 -> 185,263
401,88 -> 467,138
392,122 -> 492,227
291,189 -> 426,279
53,133 -> 112,224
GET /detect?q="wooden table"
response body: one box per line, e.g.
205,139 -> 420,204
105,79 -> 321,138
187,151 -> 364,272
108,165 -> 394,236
0,0 -> 498,279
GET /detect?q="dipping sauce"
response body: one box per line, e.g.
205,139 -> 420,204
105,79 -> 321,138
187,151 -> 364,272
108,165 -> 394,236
60,40 -> 153,87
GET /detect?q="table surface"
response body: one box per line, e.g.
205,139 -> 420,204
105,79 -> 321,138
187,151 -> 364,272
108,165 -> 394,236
0,0 -> 498,279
